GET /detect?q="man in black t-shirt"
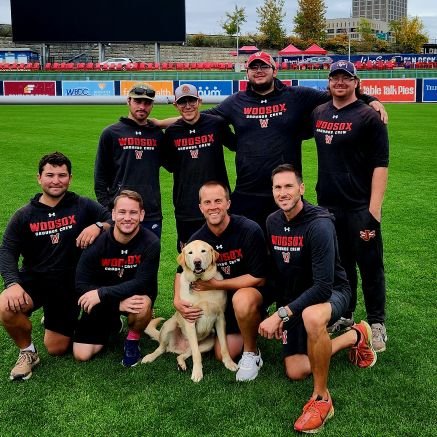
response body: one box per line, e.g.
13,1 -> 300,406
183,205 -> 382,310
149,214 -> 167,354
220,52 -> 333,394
312,61 -> 389,352
0,152 -> 111,381
173,181 -> 268,382
73,190 -> 160,367
163,84 -> 235,252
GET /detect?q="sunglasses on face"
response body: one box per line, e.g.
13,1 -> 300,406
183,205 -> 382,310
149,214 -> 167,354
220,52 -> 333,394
176,97 -> 199,107
130,87 -> 155,98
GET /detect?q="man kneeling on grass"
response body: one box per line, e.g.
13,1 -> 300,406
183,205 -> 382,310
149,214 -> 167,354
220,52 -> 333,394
73,190 -> 160,367
259,165 -> 377,434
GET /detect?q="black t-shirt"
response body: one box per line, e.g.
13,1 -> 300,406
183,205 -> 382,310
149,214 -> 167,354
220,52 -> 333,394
312,99 -> 389,209
188,214 -> 267,282
163,113 -> 235,220
75,226 -> 160,304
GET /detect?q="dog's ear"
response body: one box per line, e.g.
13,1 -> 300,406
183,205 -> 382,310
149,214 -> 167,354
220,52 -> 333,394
177,251 -> 186,268
212,249 -> 220,262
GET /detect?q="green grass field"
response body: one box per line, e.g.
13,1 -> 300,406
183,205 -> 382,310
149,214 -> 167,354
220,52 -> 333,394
0,103 -> 436,437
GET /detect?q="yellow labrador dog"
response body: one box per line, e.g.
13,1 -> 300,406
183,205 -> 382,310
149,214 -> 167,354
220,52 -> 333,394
142,240 -> 238,382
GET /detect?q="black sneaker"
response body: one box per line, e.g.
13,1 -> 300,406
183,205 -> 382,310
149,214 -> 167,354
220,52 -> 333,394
122,339 -> 141,367
327,316 -> 354,335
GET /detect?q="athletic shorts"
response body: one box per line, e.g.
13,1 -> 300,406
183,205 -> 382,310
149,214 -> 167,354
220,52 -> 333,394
224,286 -> 269,335
175,218 -> 206,253
73,302 -> 123,346
281,289 -> 350,357
18,271 -> 79,338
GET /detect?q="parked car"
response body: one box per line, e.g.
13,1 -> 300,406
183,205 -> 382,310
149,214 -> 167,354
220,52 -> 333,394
99,57 -> 135,69
298,56 -> 333,65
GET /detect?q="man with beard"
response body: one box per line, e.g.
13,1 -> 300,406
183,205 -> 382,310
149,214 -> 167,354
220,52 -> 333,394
0,152 -> 111,380
73,190 -> 160,367
312,61 -> 389,352
94,84 -> 164,238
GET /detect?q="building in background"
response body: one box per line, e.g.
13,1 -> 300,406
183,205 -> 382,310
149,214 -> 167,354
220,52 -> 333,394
352,0 -> 407,23
325,17 -> 389,42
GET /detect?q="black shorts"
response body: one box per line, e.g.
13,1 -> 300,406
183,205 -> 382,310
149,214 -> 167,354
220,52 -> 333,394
224,286 -> 269,335
281,290 -> 350,357
73,302 -> 122,345
18,271 -> 79,338
175,218 -> 206,253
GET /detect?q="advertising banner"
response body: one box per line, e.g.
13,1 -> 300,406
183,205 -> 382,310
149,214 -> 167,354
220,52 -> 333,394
177,80 -> 233,97
4,81 -> 56,96
422,79 -> 437,102
360,79 -> 416,102
62,81 -> 115,96
298,79 -> 329,90
120,81 -> 174,100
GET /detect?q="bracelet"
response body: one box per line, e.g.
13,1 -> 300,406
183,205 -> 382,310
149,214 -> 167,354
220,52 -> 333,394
5,282 -> 18,289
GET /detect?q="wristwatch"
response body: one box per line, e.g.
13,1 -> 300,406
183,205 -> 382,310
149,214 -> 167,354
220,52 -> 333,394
95,221 -> 104,232
277,306 -> 290,323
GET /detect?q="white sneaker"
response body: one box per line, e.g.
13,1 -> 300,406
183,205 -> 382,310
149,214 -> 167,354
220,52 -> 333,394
236,350 -> 263,382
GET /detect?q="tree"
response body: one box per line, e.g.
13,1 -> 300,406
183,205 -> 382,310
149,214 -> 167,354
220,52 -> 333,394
256,0 -> 286,48
293,0 -> 326,43
220,5 -> 246,37
390,16 -> 428,53
358,18 -> 377,52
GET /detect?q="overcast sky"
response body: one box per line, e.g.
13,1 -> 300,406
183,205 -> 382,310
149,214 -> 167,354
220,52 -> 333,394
1,0 -> 436,40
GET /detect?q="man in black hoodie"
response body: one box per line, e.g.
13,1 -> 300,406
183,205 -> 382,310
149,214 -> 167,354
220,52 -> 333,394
0,152 -> 111,381
259,164 -> 377,434
94,84 -> 164,238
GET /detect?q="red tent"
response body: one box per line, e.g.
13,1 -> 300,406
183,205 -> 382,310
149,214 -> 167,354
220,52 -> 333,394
304,44 -> 327,55
278,44 -> 304,56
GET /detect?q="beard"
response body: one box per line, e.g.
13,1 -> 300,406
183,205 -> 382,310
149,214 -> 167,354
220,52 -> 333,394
249,78 -> 274,93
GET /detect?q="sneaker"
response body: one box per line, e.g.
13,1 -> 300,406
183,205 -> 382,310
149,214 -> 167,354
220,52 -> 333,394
122,339 -> 141,367
10,350 -> 40,381
294,394 -> 334,434
327,316 -> 354,334
371,323 -> 387,352
235,350 -> 263,382
348,321 -> 377,368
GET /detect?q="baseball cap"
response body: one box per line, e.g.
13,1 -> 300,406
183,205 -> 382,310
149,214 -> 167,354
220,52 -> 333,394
174,84 -> 199,102
128,84 -> 155,100
247,51 -> 276,69
329,60 -> 357,77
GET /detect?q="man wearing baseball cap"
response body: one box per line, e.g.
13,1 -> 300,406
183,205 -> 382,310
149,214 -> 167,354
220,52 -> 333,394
162,84 -> 235,251
312,60 -> 389,353
94,83 -> 165,238
200,51 -> 387,235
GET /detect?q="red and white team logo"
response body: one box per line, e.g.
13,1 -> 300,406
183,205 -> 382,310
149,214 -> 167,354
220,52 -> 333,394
282,252 -> 290,263
259,119 -> 269,128
325,134 -> 333,144
222,266 -> 231,275
135,150 -> 143,160
190,149 -> 199,159
50,233 -> 60,244
360,229 -> 376,241
282,329 -> 288,345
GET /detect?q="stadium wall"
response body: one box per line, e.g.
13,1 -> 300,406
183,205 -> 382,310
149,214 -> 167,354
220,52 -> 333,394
0,78 -> 436,103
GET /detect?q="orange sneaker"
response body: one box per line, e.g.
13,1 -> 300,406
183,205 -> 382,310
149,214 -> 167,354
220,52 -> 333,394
348,321 -> 377,368
294,394 -> 334,433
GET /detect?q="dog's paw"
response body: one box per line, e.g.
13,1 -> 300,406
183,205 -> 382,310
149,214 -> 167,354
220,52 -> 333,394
191,368 -> 203,383
141,354 -> 153,364
177,356 -> 187,371
223,358 -> 238,372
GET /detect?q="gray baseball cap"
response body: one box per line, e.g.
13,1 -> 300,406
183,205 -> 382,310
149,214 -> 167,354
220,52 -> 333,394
174,84 -> 199,102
